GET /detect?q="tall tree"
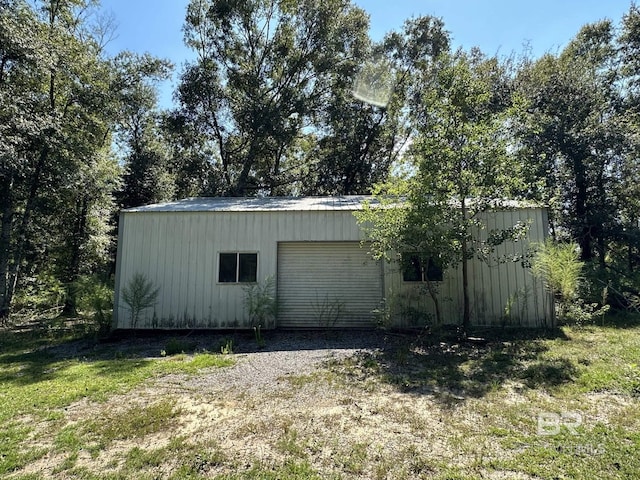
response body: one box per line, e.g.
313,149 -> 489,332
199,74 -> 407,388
55,149 -> 121,313
358,50 -> 525,331
303,16 -> 449,195
513,21 -> 622,264
112,52 -> 173,208
412,50 -> 526,331
0,0 -> 45,318
171,0 -> 372,196
0,0 -> 110,318
0,0 -> 131,318
617,4 -> 640,274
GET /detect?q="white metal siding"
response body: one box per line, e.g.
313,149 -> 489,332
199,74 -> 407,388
384,207 -> 554,327
277,242 -> 382,328
113,198 -> 552,330
113,210 -> 367,329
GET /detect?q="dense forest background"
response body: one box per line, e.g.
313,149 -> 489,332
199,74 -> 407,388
1,0 -> 639,322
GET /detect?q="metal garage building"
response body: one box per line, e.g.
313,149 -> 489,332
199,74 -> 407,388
112,196 -> 553,329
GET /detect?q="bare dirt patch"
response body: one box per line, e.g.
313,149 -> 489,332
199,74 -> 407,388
9,328 -> 638,479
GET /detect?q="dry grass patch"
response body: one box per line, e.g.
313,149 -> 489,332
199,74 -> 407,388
3,317 -> 640,478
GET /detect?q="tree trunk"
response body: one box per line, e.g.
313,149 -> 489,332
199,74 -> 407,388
629,216 -> 636,273
234,140 -> 259,196
573,156 -> 591,261
5,146 -> 49,317
461,197 -> 470,332
63,195 -> 89,315
0,177 -> 14,321
424,278 -> 441,326
597,234 -> 606,269
595,158 -> 607,268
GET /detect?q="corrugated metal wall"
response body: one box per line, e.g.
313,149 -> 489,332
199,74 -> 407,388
113,205 -> 553,329
277,242 -> 382,328
384,207 -> 554,328
113,210 -> 367,329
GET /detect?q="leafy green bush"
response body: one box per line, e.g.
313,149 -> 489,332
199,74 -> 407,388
584,263 -> 640,314
531,240 -> 583,302
74,274 -> 113,334
163,337 -> 197,356
243,276 -> 277,328
532,240 -> 608,325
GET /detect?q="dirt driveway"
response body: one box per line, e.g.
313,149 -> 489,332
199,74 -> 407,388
18,329 -> 539,479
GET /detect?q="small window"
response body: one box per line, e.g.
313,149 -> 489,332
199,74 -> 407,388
403,254 -> 422,282
219,252 -> 257,283
402,254 -> 443,282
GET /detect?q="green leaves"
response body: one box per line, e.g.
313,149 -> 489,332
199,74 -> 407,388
174,1 -> 450,196
531,240 -> 583,302
358,50 -> 527,329
531,239 -> 609,325
178,0 -> 357,195
243,275 -> 278,328
2,0 -> 639,323
0,0 -> 128,317
512,16 -> 634,266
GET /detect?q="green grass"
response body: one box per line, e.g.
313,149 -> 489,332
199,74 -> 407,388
494,423 -> 640,479
163,337 -> 198,355
215,460 -> 323,480
124,446 -> 166,470
87,399 -> 181,445
0,350 -> 232,423
321,315 -> 640,479
2,314 -> 640,479
558,326 -> 640,395
330,320 -> 640,400
0,325 -> 233,476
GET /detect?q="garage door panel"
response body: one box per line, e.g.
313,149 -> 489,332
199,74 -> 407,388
277,242 -> 382,328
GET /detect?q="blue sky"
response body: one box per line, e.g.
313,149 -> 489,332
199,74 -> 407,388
99,0 -> 634,108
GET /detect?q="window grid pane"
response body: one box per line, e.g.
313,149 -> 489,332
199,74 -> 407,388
402,254 -> 422,282
219,253 -> 238,282
238,253 -> 258,282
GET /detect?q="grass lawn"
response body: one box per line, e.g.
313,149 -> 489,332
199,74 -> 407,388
1,314 -> 639,479
0,318 -> 234,478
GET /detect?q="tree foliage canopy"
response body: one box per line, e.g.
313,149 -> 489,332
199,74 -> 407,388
1,0 -> 639,323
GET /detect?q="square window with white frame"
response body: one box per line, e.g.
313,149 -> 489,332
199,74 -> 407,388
218,252 -> 258,283
401,253 -> 443,282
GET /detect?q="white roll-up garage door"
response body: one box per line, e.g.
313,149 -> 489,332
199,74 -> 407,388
277,242 -> 383,328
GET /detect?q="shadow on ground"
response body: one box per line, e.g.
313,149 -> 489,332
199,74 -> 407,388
0,316 -> 587,399
326,327 -> 578,403
0,320 -> 385,387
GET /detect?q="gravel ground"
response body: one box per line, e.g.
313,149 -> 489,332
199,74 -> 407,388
28,328 -> 471,479
157,329 -> 390,393
14,328 -> 551,478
